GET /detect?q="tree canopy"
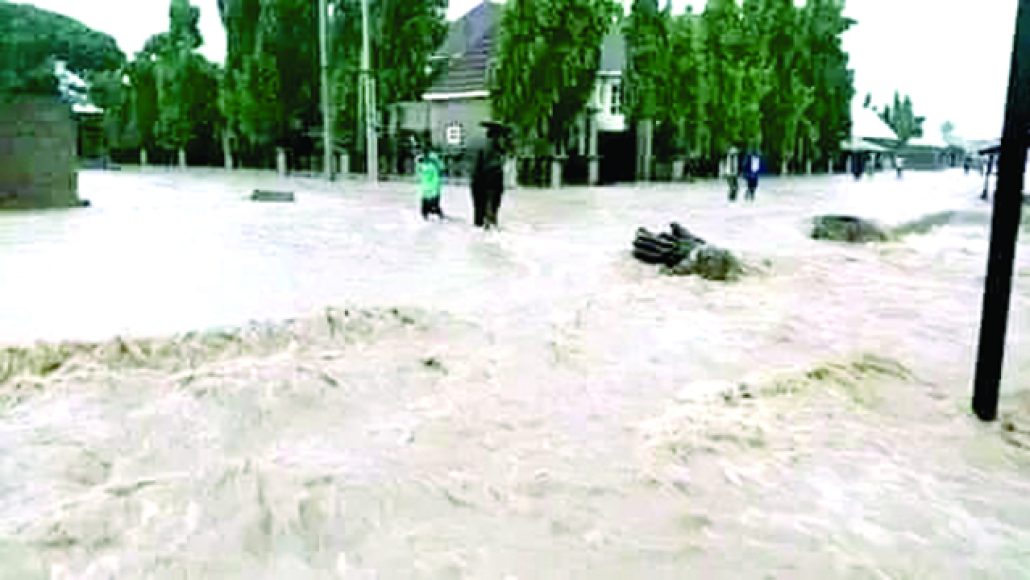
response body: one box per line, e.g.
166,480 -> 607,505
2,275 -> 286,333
493,0 -> 621,154
0,2 -> 125,95
879,91 -> 925,145
629,0 -> 852,171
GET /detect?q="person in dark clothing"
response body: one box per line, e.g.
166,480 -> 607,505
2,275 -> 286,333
743,152 -> 761,201
472,121 -> 509,229
723,148 -> 740,202
852,153 -> 865,180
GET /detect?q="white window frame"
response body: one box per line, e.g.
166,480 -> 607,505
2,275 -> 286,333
445,123 -> 464,146
609,82 -> 623,116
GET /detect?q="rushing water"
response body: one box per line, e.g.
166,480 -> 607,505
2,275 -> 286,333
1,168 -> 1029,578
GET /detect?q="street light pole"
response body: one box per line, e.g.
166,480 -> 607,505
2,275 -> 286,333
972,0 -> 1030,421
361,0 -> 378,183
319,0 -> 334,180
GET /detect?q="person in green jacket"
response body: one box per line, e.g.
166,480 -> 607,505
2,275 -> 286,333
416,148 -> 445,220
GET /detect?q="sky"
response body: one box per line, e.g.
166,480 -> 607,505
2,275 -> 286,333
19,0 -> 1019,140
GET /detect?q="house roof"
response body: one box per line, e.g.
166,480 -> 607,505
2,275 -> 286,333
424,1 -> 503,99
424,3 -> 627,100
841,136 -> 891,152
851,101 -> 897,141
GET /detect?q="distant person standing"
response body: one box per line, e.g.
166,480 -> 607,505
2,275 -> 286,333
852,153 -> 865,180
472,121 -> 508,229
963,157 -> 971,174
724,147 -> 740,202
744,152 -> 761,201
416,148 -> 445,220
895,156 -> 905,179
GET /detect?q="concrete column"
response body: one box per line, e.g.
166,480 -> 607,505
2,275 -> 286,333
587,109 -> 600,185
177,148 -> 187,170
671,158 -> 685,181
637,119 -> 653,181
550,157 -> 563,189
339,152 -> 350,176
222,133 -> 233,170
276,147 -> 287,176
504,156 -> 517,189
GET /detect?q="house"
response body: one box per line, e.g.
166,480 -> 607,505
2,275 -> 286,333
54,60 -> 105,163
420,0 -> 630,184
842,100 -> 896,172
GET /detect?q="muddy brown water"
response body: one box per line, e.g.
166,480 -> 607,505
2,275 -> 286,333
1,168 -> 1029,578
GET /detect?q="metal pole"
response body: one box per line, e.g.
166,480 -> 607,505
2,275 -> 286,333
972,0 -> 1030,422
319,0 -> 334,180
361,0 -> 378,183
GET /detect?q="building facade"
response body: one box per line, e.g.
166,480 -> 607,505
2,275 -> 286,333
420,1 -> 630,184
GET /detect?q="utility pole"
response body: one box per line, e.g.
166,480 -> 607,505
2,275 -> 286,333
319,0 -> 334,180
972,0 -> 1029,422
361,0 -> 378,183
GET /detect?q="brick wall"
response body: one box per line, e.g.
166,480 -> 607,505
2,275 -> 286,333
0,96 -> 81,209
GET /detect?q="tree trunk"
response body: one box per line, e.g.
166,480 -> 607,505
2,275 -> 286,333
140,148 -> 148,167
177,148 -> 187,170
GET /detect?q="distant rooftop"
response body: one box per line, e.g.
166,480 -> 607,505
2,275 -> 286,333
425,1 -> 626,100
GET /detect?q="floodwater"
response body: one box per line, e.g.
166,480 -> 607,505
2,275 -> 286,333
1,168 -> 1029,578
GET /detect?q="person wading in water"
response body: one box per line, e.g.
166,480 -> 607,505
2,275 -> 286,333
471,121 -> 509,229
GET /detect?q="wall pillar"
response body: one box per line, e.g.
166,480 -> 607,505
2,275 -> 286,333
276,147 -> 287,176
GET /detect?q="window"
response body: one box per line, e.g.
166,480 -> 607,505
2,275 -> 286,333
445,123 -> 464,146
609,82 -> 622,116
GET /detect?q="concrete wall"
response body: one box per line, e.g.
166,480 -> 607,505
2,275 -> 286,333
0,96 -> 80,209
427,97 -> 491,177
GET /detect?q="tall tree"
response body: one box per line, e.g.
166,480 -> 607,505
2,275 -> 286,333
879,91 -> 925,144
667,7 -> 707,161
153,0 -> 222,164
0,2 -> 124,95
494,0 -> 621,158
799,0 -> 854,167
624,0 -> 670,176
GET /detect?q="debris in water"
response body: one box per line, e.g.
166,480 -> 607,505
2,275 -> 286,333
811,215 -> 889,243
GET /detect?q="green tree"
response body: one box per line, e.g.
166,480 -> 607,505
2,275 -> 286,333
798,0 -> 854,167
219,0 -> 446,167
494,0 -> 621,160
624,0 -> 670,177
327,0 -> 448,165
153,0 -> 222,164
879,91 -> 925,144
0,2 -> 124,95
220,0 -> 317,161
667,7 -> 707,161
